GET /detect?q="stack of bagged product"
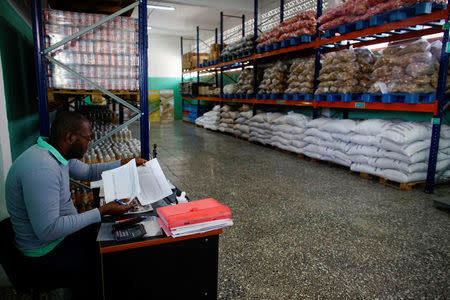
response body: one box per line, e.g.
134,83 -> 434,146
256,11 -> 316,47
270,112 -> 310,153
258,61 -> 288,95
248,112 -> 284,145
233,105 -> 253,139
369,40 -> 437,94
284,57 -> 315,94
220,35 -> 254,59
236,69 -> 254,95
219,105 -> 240,133
223,83 -> 238,95
316,48 -> 374,94
319,0 -> 442,31
366,121 -> 450,182
302,118 -> 358,166
195,105 -> 221,131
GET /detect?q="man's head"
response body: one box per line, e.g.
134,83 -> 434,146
49,111 -> 92,159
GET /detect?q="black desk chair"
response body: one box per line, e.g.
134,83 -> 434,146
0,218 -> 56,299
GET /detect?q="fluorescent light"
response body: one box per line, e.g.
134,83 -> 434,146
147,26 -> 152,29
147,4 -> 175,10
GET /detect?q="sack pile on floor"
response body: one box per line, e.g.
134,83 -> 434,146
233,104 -> 253,139
269,113 -> 310,153
248,112 -> 284,144
195,105 -> 220,130
219,105 -> 240,134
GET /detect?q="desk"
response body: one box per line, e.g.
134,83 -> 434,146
99,217 -> 222,299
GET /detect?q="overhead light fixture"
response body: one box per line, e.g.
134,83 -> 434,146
147,4 -> 175,10
147,26 -> 152,29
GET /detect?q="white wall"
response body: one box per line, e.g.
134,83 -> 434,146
148,33 -> 181,78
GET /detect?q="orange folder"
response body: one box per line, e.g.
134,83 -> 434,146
156,198 -> 231,230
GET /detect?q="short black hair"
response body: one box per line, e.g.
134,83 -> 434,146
50,111 -> 90,141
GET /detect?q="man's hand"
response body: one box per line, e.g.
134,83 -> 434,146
120,157 -> 148,167
98,198 -> 134,216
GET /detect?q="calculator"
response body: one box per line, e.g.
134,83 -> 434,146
113,224 -> 147,242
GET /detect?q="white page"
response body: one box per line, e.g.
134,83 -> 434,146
136,158 -> 172,205
102,159 -> 140,203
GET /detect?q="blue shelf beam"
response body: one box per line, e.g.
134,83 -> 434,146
139,0 -> 150,160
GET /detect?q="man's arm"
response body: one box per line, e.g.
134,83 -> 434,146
68,159 -> 121,182
22,168 -> 101,242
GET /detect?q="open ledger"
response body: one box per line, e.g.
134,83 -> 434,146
101,158 -> 173,205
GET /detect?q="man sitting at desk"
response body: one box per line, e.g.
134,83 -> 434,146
5,111 -> 147,299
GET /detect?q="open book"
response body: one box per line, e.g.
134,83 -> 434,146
101,158 -> 173,205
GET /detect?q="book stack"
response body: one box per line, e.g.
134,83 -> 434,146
156,198 -> 233,237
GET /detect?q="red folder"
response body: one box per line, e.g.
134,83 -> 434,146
156,198 -> 231,230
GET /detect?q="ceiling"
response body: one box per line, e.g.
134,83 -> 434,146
45,0 -> 285,40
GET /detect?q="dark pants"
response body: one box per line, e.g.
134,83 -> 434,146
23,224 -> 101,300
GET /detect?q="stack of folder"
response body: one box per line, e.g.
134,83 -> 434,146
156,198 -> 233,237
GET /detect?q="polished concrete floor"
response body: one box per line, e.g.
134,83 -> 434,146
1,119 -> 449,299
147,120 -> 450,299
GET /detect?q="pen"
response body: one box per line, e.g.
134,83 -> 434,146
114,199 -> 128,205
114,216 -> 147,224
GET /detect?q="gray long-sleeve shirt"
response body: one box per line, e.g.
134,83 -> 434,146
6,141 -> 120,254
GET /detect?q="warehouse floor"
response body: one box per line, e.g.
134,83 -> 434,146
148,120 -> 450,299
1,120 -> 449,299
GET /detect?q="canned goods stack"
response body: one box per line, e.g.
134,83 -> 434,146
44,9 -> 139,90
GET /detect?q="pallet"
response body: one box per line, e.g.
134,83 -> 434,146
282,94 -> 314,101
316,93 -> 364,102
361,93 -> 435,104
379,178 -> 425,191
324,2 -> 445,38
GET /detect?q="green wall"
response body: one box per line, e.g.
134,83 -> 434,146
148,77 -> 182,119
0,0 -> 40,160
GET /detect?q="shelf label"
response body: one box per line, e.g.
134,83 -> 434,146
432,118 -> 441,125
277,100 -> 283,104
446,42 -> 450,53
355,102 -> 365,108
444,22 -> 450,30
232,99 -> 236,102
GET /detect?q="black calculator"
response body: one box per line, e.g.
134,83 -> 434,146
113,224 -> 147,242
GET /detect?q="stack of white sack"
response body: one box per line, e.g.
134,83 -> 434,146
270,112 -> 310,153
219,105 -> 239,134
195,105 -> 221,130
302,118 -> 358,167
233,104 -> 253,139
248,112 -> 283,145
369,121 -> 450,183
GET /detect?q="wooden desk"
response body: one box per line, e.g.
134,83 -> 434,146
99,228 -> 222,299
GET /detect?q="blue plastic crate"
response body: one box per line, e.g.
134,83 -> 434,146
245,93 -> 253,99
220,93 -> 225,98
256,94 -> 264,100
270,94 -> 280,100
362,94 -> 383,103
322,94 -> 363,102
257,47 -> 264,54
298,35 -> 312,43
281,39 -> 290,48
324,28 -> 338,38
272,42 -> 280,50
264,44 -> 272,52
355,20 -> 369,30
293,94 -> 314,101
316,94 -> 328,101
283,94 -> 293,100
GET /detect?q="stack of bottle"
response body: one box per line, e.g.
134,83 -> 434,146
44,9 -> 139,90
82,124 -> 140,164
70,185 -> 95,213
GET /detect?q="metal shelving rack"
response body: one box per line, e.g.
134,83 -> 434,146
31,0 -> 150,160
180,0 -> 450,193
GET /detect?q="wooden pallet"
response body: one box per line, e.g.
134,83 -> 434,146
47,88 -> 140,106
379,178 -> 426,191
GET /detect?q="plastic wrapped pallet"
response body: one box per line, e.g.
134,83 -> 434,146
316,48 -> 375,94
258,61 -> 288,94
284,58 -> 315,94
220,35 -> 254,58
369,40 -> 437,94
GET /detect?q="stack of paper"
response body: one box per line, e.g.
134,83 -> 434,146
101,158 -> 173,205
156,198 -> 233,237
